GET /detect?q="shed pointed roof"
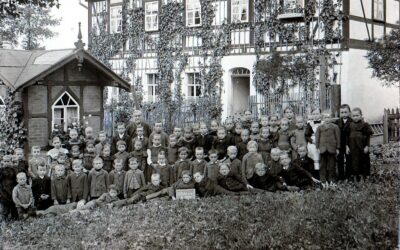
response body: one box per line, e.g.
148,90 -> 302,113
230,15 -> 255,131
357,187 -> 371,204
0,48 -> 131,92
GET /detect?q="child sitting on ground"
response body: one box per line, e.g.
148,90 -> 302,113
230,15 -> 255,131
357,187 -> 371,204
292,146 -> 318,179
109,158 -> 126,199
278,154 -> 319,190
193,171 -> 234,197
51,164 -> 69,205
66,160 -> 88,203
248,163 -> 286,192
12,172 -> 35,219
113,173 -> 164,208
123,157 -> 146,198
79,184 -> 120,210
241,141 -> 264,186
217,163 -> 247,192
31,163 -> 52,210
88,157 -> 109,200
168,170 -> 196,199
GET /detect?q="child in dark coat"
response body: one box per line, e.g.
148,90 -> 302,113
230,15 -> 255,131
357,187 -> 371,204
292,146 -> 318,180
336,104 -> 352,181
109,158 -> 126,199
123,157 -> 146,198
241,141 -> 264,185
248,163 -> 287,192
237,129 -> 250,160
83,142 -> 97,172
223,146 -> 242,177
190,147 -> 207,176
51,165 -> 69,205
167,134 -> 179,165
204,150 -> 220,181
111,123 -> 130,154
88,157 -> 109,199
179,126 -> 196,159
0,156 -> 18,219
151,151 -> 174,188
212,127 -> 231,160
258,127 -> 273,163
67,160 -> 89,202
193,172 -> 234,197
267,148 -> 283,176
113,140 -> 130,171
346,108 -> 373,182
315,112 -> 340,186
217,163 -> 247,192
174,147 -> 191,181
101,145 -> 113,172
195,122 -> 214,155
31,164 -> 52,210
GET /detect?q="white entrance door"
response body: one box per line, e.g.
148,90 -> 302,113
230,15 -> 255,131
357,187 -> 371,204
231,68 -> 250,116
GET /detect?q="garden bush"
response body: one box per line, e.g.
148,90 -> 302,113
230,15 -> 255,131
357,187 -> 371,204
1,164 -> 398,249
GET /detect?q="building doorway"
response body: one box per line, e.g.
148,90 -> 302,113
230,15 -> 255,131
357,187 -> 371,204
231,67 -> 250,116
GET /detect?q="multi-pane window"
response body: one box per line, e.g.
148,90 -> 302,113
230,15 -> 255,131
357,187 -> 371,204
110,6 -> 122,33
187,73 -> 201,98
212,1 -> 228,25
145,2 -> 159,31
185,35 -> 202,47
52,92 -> 79,132
91,1 -> 108,35
186,0 -> 201,27
283,0 -> 304,11
147,74 -> 159,102
231,0 -> 248,23
374,0 -> 384,21
130,0 -> 142,8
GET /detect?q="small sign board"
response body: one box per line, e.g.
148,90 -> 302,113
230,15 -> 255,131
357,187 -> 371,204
175,189 -> 196,200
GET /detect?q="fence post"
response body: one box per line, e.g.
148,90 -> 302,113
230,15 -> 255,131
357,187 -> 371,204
383,109 -> 388,144
319,55 -> 328,111
331,84 -> 341,118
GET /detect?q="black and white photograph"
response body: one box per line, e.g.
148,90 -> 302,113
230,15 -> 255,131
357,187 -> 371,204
0,0 -> 399,248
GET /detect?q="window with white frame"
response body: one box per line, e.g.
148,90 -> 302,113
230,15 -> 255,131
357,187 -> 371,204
145,2 -> 159,31
147,74 -> 159,102
373,0 -> 384,21
186,0 -> 201,27
52,92 -> 79,132
110,6 -> 122,33
231,0 -> 248,23
130,0 -> 142,8
110,0 -> 122,3
91,1 -> 108,35
283,0 -> 304,11
187,73 -> 201,99
212,1 -> 228,25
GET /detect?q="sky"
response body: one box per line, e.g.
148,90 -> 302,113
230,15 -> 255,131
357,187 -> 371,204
43,0 -> 89,50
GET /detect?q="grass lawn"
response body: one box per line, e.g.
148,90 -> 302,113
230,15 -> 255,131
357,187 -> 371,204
0,164 -> 398,250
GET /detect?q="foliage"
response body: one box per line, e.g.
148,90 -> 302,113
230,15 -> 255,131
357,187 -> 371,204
1,164 -> 398,249
0,3 -> 60,50
366,28 -> 400,87
370,142 -> 400,165
0,0 -> 59,20
0,89 -> 27,156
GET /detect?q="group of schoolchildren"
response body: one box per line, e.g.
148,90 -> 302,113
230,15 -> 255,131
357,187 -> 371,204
0,105 -> 373,220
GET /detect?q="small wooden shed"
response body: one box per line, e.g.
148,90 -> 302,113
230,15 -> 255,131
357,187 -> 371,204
0,40 -> 130,150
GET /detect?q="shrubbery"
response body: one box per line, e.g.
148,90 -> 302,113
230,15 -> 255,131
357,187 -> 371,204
1,164 -> 398,249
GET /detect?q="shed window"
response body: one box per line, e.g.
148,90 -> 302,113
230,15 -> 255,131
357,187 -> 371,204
52,92 -> 80,132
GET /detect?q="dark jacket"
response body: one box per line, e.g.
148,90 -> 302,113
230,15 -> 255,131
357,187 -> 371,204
248,173 -> 287,192
31,176 -> 52,205
336,117 -> 353,151
0,166 -> 17,205
88,169 -> 109,198
51,176 -> 69,203
67,172 -> 89,202
279,164 -> 313,189
315,122 -> 340,154
195,178 -> 233,197
217,172 -> 247,192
